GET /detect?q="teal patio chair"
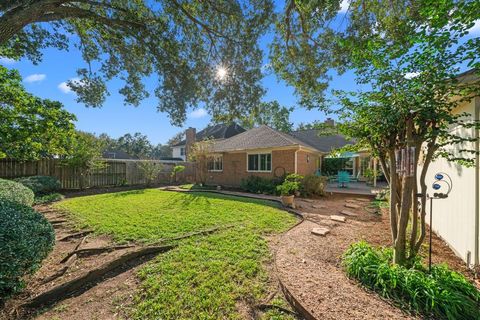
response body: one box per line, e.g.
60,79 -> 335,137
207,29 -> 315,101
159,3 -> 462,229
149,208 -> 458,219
337,171 -> 350,188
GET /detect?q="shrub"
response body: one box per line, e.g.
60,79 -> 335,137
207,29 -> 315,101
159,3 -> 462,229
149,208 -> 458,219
0,178 -> 34,206
240,176 -> 283,195
276,174 -> 303,196
0,200 -> 55,301
34,193 -> 65,205
171,165 -> 185,183
343,241 -> 480,320
301,175 -> 328,196
14,175 -> 61,196
138,161 -> 163,186
376,189 -> 390,202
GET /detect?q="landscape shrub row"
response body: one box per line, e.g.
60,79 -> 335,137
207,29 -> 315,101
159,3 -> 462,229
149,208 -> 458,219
14,175 -> 62,196
343,241 -> 480,320
0,177 -> 58,302
240,176 -> 284,195
240,174 -> 327,196
0,178 -> 34,206
0,200 -> 55,301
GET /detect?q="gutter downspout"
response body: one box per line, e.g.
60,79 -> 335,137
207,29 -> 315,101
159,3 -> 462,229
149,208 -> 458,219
474,96 -> 480,267
294,148 -> 299,174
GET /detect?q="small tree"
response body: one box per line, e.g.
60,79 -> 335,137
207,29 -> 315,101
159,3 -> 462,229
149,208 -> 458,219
62,131 -> 105,189
171,165 -> 186,184
188,139 -> 214,186
138,161 -> 163,186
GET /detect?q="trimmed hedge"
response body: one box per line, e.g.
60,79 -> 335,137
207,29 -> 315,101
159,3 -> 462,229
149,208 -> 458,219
0,200 -> 55,301
14,176 -> 61,196
240,176 -> 284,195
0,178 -> 34,206
343,241 -> 480,320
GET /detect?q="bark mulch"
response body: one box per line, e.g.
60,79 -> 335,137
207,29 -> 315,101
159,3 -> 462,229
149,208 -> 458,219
274,193 -> 477,320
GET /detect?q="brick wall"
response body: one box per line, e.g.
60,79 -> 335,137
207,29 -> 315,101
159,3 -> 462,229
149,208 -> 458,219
185,127 -> 196,160
296,150 -> 320,176
206,149 -> 297,187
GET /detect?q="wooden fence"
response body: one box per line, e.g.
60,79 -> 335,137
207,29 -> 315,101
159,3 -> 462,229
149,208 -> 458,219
0,158 -> 195,189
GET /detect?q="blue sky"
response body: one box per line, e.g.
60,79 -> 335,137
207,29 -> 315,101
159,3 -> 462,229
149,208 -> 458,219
1,2 -> 479,145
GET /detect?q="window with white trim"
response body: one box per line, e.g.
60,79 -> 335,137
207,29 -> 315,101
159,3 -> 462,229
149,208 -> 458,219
247,153 -> 271,172
180,147 -> 185,156
208,155 -> 223,171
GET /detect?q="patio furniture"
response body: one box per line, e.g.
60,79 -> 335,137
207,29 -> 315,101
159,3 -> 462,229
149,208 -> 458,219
351,171 -> 361,182
337,171 -> 350,188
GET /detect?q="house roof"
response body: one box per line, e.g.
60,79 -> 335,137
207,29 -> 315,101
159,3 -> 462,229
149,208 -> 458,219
172,123 -> 245,147
212,125 -> 318,152
212,126 -> 355,153
102,150 -> 138,160
289,130 -> 355,153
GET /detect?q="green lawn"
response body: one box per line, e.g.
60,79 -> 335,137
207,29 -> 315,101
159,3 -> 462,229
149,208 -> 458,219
54,189 -> 297,319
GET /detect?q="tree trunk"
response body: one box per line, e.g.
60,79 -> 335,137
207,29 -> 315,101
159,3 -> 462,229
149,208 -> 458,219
0,1 -> 57,44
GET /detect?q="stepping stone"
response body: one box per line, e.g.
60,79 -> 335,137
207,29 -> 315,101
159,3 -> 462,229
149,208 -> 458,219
311,227 -> 330,236
345,203 -> 360,209
340,210 -> 358,217
303,199 -> 314,203
345,199 -> 358,203
355,198 -> 371,202
312,204 -> 327,209
330,215 -> 346,223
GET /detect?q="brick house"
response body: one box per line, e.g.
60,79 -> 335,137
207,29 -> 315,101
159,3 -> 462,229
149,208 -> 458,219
203,125 -> 353,187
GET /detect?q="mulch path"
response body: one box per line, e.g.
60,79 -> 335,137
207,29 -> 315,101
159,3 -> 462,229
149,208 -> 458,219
274,193 -> 478,320
0,205 -> 141,320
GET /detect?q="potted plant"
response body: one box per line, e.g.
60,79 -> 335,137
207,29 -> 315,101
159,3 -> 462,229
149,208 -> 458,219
276,174 -> 303,207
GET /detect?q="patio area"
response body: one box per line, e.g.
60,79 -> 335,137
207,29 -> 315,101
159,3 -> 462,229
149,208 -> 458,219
325,181 -> 388,196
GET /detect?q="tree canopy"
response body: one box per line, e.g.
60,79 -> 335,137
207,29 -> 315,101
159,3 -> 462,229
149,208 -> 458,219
99,132 -> 172,159
224,100 -> 294,132
271,0 -> 480,108
272,0 -> 480,266
0,65 -> 76,160
0,0 -> 273,125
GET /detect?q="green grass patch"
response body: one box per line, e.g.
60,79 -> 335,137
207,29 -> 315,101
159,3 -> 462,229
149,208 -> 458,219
54,189 -> 292,243
343,241 -> 480,320
55,189 -> 297,319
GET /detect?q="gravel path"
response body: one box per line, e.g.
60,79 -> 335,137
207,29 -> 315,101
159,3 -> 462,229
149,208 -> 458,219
275,194 -> 415,320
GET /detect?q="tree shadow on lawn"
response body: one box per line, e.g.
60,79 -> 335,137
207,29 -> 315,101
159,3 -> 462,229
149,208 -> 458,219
110,189 -> 146,197
179,191 -> 282,209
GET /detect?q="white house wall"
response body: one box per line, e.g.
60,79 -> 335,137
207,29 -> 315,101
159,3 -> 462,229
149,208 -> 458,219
172,146 -> 186,161
421,97 -> 479,267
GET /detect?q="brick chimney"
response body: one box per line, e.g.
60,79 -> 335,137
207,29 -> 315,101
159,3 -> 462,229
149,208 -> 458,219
324,118 -> 335,127
185,127 -> 196,160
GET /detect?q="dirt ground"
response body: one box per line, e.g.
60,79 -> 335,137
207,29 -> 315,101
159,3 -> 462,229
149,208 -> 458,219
274,193 -> 478,320
0,205 -> 144,320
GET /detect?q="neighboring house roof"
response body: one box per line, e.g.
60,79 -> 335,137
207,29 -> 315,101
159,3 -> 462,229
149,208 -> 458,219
212,125 -> 318,152
172,123 -> 246,147
102,150 -> 138,159
159,157 -> 184,161
289,130 -> 355,153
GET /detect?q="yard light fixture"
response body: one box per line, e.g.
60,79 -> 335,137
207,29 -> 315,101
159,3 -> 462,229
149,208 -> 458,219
427,172 -> 453,272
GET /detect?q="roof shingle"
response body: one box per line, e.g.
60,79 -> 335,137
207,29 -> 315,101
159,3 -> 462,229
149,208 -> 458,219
173,123 -> 245,147
212,126 -> 354,153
